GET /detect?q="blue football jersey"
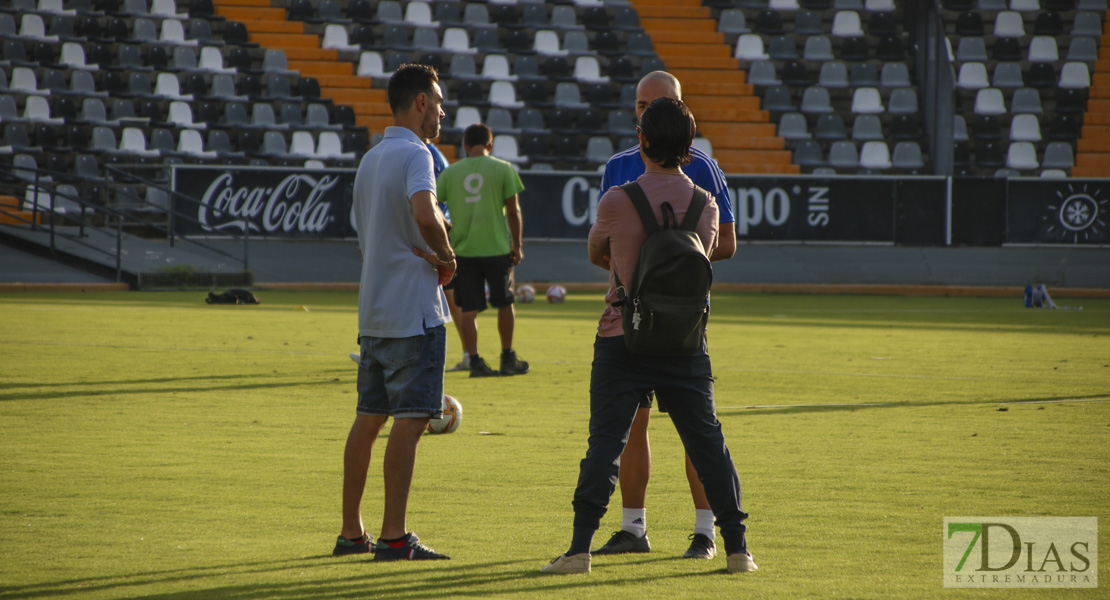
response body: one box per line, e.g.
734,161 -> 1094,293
428,142 -> 452,221
599,145 -> 735,224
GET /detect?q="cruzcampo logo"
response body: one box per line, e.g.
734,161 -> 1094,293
943,517 -> 1097,588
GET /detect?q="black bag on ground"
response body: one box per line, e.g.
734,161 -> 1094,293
614,182 -> 712,356
205,289 -> 260,304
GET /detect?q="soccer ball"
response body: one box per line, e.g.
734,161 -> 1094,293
546,285 -> 567,303
426,395 -> 462,434
515,284 -> 536,303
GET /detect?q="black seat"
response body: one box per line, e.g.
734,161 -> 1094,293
955,12 -> 983,36
875,36 -> 904,61
1033,11 -> 1063,36
1025,63 -> 1056,88
972,116 -> 1001,141
974,141 -> 1004,168
992,38 -> 1022,62
839,37 -> 870,61
754,10 -> 785,35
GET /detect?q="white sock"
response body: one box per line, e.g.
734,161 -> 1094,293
694,509 -> 716,539
621,508 -> 647,537
461,352 -> 469,362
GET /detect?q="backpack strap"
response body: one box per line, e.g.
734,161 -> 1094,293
680,186 -> 709,232
619,182 -> 660,235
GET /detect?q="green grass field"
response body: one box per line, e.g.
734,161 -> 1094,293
1,290 -> 1107,599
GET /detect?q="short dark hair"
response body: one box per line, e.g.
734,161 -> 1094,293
387,64 -> 439,114
638,97 -> 695,169
463,123 -> 492,148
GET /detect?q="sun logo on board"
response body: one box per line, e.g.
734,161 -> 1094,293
1043,184 -> 1107,243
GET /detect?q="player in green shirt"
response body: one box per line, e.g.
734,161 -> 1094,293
437,123 -> 529,378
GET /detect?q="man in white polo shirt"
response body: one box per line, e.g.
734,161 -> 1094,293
335,64 -> 455,561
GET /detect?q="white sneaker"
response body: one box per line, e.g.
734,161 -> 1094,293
727,552 -> 758,573
446,355 -> 470,372
540,552 -> 591,574
349,352 -> 359,363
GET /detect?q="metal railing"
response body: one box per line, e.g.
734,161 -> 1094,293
0,161 -> 250,282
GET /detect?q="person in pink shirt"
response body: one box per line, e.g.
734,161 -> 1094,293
541,98 -> 756,575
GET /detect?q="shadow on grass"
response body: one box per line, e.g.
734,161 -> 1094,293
717,392 -> 1110,418
0,554 -> 721,600
0,376 -> 349,403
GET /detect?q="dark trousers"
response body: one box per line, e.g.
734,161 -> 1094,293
571,335 -> 749,555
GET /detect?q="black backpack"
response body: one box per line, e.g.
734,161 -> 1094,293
614,182 -> 713,356
205,289 -> 260,305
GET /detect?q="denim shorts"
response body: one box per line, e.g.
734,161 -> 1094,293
356,325 -> 446,418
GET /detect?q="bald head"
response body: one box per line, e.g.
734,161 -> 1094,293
635,71 -> 682,119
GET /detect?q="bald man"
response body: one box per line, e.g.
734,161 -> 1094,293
593,71 -> 736,561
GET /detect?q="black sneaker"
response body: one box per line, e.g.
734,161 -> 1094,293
591,530 -> 650,555
332,532 -> 373,556
373,532 -> 450,561
682,533 -> 717,559
469,356 -> 501,378
500,349 -> 530,375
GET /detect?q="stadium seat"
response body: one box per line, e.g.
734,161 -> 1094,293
892,142 -> 924,169
803,36 -> 834,61
1059,63 -> 1091,89
1027,37 -> 1059,62
851,87 -> 884,113
957,63 -> 989,89
1009,114 -> 1042,141
719,9 -> 750,34
1006,142 -> 1038,169
993,11 -> 1024,36
859,141 -> 891,169
814,114 -> 847,140
974,89 -> 1006,115
831,11 -> 863,36
817,61 -> 848,88
793,139 -> 826,167
768,36 -> 799,60
801,87 -> 834,113
1011,88 -> 1044,114
778,112 -> 811,139
852,114 -> 884,140
992,63 -> 1024,88
1065,38 -> 1097,62
888,89 -> 918,114
1041,142 -> 1074,169
1070,12 -> 1102,36
795,11 -> 824,35
492,134 -> 525,163
850,63 -> 879,86
749,61 -> 783,86
732,33 -> 768,59
828,141 -> 860,169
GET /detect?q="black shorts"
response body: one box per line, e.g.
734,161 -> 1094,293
455,254 -> 514,313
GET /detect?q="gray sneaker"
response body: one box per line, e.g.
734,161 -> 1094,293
446,355 -> 469,372
540,552 -> 590,574
727,552 -> 758,573
591,530 -> 650,555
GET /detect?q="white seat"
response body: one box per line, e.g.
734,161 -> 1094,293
442,28 -> 474,52
404,1 -> 434,24
1008,0 -> 1038,10
831,11 -> 863,37
168,100 -> 205,129
199,47 -> 234,73
735,34 -> 768,60
304,159 -> 326,170
453,106 -> 481,130
10,68 -> 46,95
151,0 -> 186,19
851,87 -> 884,113
357,51 -> 385,77
859,141 -> 891,169
574,56 -> 607,82
322,25 -> 359,51
119,127 -> 159,157
957,62 -> 989,89
154,73 -> 190,99
492,134 -> 526,163
489,81 -> 524,108
533,30 -> 566,55
481,54 -> 514,80
289,131 -> 318,157
19,14 -> 55,40
160,18 -> 194,45
769,0 -> 800,8
1027,37 -> 1059,62
1009,114 -> 1041,141
177,129 -> 216,158
316,131 -> 354,159
974,88 -> 1006,115
993,11 -> 1024,37
1039,169 -> 1067,178
22,96 -> 61,124
60,42 -> 97,70
1059,63 -> 1090,89
1006,142 -> 1039,170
